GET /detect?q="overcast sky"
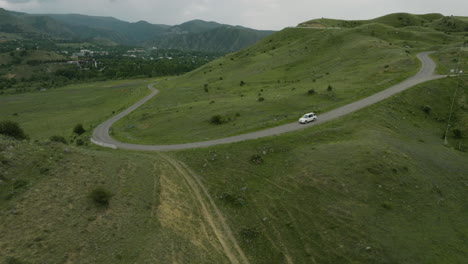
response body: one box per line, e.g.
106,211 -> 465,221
0,0 -> 467,30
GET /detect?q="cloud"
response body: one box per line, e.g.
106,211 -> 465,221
1,0 -> 468,30
4,0 -> 32,3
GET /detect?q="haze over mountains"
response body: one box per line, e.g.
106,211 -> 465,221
0,8 -> 274,53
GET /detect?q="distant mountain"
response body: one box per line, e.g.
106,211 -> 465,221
150,22 -> 275,52
0,8 -> 274,53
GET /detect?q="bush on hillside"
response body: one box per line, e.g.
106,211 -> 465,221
210,115 -> 226,125
240,80 -> 245,86
453,129 -> 463,139
73,124 -> 86,135
308,89 -> 316,95
422,105 -> 432,114
327,85 -> 333,91
50,135 -> 67,144
257,97 -> 265,102
250,154 -> 264,165
0,120 -> 28,140
76,139 -> 84,146
89,187 -> 112,207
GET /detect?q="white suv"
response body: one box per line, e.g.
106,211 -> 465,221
299,112 -> 317,124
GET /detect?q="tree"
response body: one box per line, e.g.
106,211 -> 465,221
89,187 -> 112,207
73,124 -> 86,135
0,120 -> 28,140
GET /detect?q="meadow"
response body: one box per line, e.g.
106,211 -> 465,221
0,79 -> 155,141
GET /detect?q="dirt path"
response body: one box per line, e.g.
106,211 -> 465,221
159,154 -> 250,264
92,52 -> 446,151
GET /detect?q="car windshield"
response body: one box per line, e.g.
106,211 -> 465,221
302,114 -> 309,118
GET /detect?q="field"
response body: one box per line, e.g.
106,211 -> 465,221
0,79 -> 155,140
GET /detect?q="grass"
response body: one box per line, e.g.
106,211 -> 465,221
111,21 -> 464,145
171,77 -> 468,263
0,136 -> 234,263
0,78 -> 155,141
0,13 -> 467,264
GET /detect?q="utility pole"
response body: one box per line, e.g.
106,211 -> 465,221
444,44 -> 465,145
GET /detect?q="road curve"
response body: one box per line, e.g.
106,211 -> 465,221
92,51 -> 446,151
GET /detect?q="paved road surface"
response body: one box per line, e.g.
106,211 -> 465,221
92,52 -> 446,151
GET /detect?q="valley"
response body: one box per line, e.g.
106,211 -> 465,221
0,11 -> 467,264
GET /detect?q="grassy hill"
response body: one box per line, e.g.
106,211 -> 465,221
299,13 -> 468,33
1,70 -> 466,264
111,17 -> 466,144
0,13 -> 467,264
172,76 -> 468,263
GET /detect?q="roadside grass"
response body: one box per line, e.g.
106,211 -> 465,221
112,24 -> 464,145
0,136 -> 229,264
0,78 -> 156,141
432,46 -> 468,75
171,77 -> 468,263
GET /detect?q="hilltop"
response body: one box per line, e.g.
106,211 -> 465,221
300,12 -> 468,33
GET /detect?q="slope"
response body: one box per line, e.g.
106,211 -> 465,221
0,136 -> 245,264
111,17 -> 465,144
172,75 -> 468,263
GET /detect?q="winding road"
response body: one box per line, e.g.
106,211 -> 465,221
92,51 -> 446,151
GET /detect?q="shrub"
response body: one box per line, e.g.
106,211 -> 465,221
76,139 -> 84,146
5,257 -> 25,264
308,89 -> 315,95
50,135 -> 67,144
250,154 -> 264,164
0,120 -> 28,140
327,85 -> 333,91
257,97 -> 265,102
90,187 -> 112,207
210,115 -> 225,125
381,202 -> 393,209
240,227 -> 260,241
73,124 -> 86,135
422,105 -> 431,114
240,80 -> 245,86
453,128 -> 463,138
219,192 -> 246,207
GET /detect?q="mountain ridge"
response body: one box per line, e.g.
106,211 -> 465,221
0,8 -> 274,52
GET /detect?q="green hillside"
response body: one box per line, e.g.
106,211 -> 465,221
1,67 -> 466,264
300,13 -> 468,33
111,18 -> 465,144
173,77 -> 468,263
0,12 -> 467,264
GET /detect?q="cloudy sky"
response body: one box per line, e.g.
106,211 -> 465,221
0,0 -> 467,30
